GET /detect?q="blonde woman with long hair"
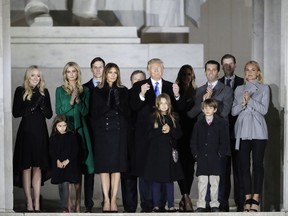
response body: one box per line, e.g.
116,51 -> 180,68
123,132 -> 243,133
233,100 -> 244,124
55,62 -> 94,212
12,65 -> 53,212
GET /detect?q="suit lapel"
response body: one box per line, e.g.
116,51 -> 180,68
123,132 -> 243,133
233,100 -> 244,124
212,82 -> 224,98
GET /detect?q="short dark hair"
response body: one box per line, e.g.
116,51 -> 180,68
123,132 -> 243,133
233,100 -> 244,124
205,60 -> 220,72
90,57 -> 105,68
201,98 -> 218,110
221,54 -> 236,65
130,70 -> 146,82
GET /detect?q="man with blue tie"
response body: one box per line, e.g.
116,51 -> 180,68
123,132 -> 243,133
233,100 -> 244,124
219,54 -> 244,212
83,57 -> 105,213
130,58 -> 185,212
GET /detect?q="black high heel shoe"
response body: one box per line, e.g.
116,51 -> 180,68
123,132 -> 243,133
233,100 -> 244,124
244,199 -> 252,212
183,194 -> 193,212
179,197 -> 185,212
250,199 -> 260,212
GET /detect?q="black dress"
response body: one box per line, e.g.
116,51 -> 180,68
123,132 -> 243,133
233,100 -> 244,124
12,86 -> 53,186
144,115 -> 184,183
91,83 -> 130,173
49,131 -> 82,184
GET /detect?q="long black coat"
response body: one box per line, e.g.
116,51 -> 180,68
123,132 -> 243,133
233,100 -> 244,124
12,86 -> 53,187
91,83 -> 130,173
144,115 -> 184,182
49,131 -> 82,184
130,78 -> 185,177
190,115 -> 230,176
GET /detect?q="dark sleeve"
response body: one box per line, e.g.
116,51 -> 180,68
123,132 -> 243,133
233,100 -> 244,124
190,122 -> 199,159
41,89 -> 53,119
116,87 -> 131,119
147,117 -> 163,140
218,119 -> 231,157
49,136 -> 59,164
169,117 -> 182,141
12,87 -> 31,118
129,81 -> 147,111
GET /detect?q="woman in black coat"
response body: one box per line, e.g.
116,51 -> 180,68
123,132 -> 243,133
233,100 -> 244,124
91,63 -> 130,212
12,65 -> 52,212
175,64 -> 197,211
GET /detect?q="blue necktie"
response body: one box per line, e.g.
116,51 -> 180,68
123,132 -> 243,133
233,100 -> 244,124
154,82 -> 160,96
226,79 -> 231,87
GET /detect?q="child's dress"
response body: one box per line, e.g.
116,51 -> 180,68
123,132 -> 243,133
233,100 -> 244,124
49,131 -> 82,184
144,115 -> 184,183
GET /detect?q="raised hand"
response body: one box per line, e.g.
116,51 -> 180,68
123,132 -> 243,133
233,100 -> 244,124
140,83 -> 150,97
172,83 -> 180,97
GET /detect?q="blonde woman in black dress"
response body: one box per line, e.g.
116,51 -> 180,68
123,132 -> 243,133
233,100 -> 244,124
13,65 -> 52,212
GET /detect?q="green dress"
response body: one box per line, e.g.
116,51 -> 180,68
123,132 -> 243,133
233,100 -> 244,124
55,85 -> 94,174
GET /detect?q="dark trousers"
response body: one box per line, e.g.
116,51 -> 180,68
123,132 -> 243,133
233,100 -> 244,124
139,177 -> 153,212
229,140 -> 245,209
177,146 -> 195,195
84,173 -> 95,210
152,182 -> 174,208
218,156 -> 229,211
121,172 -> 138,212
239,139 -> 266,195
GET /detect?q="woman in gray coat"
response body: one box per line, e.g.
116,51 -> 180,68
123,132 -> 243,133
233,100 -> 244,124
231,60 -> 269,212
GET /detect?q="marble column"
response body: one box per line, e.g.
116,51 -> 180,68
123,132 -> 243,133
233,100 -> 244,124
252,0 -> 284,211
0,0 -> 13,212
280,0 -> 288,211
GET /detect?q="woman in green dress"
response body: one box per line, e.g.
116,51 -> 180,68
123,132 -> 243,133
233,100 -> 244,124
55,61 -> 94,212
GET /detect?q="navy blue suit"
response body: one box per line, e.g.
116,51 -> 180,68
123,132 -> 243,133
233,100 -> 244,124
219,75 -> 245,211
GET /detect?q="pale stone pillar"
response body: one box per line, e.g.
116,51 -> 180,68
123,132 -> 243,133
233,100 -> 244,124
0,0 -> 13,212
252,0 -> 284,211
280,0 -> 288,211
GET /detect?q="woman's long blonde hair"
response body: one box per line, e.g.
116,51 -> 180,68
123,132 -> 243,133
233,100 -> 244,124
23,65 -> 45,101
153,93 -> 176,128
62,62 -> 83,94
244,60 -> 263,83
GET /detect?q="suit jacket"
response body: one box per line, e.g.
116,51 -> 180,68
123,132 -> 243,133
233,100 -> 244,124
130,78 -> 185,176
84,79 -> 95,90
187,81 -> 233,121
219,75 -> 244,138
231,81 -> 269,149
219,75 -> 244,91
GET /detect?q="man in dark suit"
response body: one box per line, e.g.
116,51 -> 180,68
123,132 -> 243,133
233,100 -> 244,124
130,58 -> 185,212
83,57 -> 105,213
187,60 -> 233,212
218,54 -> 244,212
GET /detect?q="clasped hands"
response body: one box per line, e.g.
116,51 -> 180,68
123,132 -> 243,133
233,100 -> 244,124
241,91 -> 250,107
203,85 -> 213,101
57,159 -> 70,169
162,123 -> 170,134
70,87 -> 80,105
139,82 -> 180,97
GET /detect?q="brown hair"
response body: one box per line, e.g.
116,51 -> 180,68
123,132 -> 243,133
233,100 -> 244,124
153,93 -> 176,128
